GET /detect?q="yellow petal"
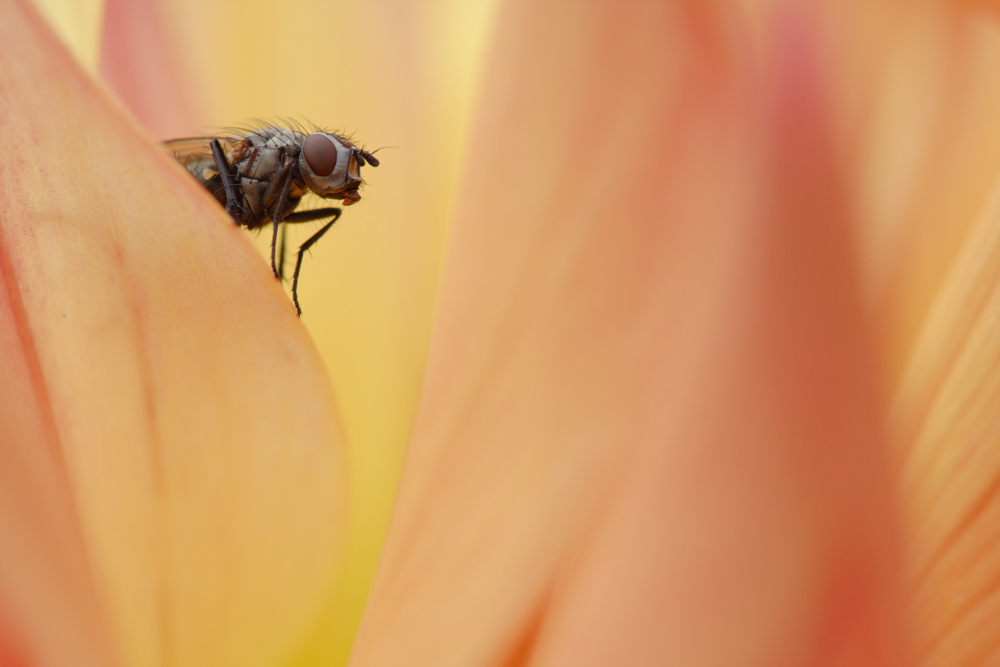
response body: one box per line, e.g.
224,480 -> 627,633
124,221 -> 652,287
30,0 -> 104,73
1,2 -> 345,666
350,4 -> 904,666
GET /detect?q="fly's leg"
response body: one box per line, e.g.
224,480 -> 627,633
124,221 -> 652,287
277,224 -> 288,281
210,139 -> 244,222
292,218 -> 338,317
269,221 -> 282,278
265,154 -> 297,279
284,208 -> 342,316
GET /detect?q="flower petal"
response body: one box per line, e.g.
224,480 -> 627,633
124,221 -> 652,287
856,3 -> 1000,378
867,6 -> 1000,665
349,3 -> 903,666
892,161 -> 1000,666
1,2 -> 346,666
99,0 -> 203,138
0,317 -> 115,667
30,0 -> 105,73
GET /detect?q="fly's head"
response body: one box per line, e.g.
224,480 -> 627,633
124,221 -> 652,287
299,131 -> 380,206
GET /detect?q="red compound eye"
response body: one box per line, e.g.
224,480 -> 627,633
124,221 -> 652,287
303,133 -> 338,177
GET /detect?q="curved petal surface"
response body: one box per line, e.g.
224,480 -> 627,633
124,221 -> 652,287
0,2 -> 346,666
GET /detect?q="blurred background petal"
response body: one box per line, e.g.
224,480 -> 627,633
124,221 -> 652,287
100,0 -> 204,138
851,3 -> 1000,666
348,3 -> 904,666
2,2 -> 346,666
850,2 -> 1000,381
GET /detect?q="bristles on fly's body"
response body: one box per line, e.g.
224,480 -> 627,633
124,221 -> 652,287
210,118 -> 357,144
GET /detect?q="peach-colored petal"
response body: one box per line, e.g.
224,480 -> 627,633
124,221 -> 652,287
1,2 -> 346,666
349,3 -> 904,667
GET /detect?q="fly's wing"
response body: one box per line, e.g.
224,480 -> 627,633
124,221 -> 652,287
165,136 -> 245,210
166,136 -> 215,171
165,136 -> 247,183
166,136 -> 220,189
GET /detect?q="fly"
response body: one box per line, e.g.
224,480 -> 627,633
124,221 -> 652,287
166,125 -> 380,316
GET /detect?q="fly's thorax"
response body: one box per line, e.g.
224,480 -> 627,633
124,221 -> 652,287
220,128 -> 303,221
244,127 -> 303,152
298,131 -> 363,205
232,128 -> 303,181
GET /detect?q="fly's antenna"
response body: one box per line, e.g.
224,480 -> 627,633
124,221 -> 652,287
354,148 -> 379,168
356,146 -> 393,168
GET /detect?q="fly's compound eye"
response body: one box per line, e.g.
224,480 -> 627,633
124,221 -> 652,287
303,133 -> 339,177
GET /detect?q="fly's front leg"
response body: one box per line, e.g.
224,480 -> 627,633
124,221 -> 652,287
284,207 -> 342,316
210,139 -> 244,222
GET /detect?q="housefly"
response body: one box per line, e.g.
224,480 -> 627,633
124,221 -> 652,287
166,125 -> 379,315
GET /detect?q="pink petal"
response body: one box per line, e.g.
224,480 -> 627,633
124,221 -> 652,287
99,0 -> 204,138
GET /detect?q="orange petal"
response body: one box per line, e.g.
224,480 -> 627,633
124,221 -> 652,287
865,5 -> 1000,665
855,3 -> 1000,379
0,300 -> 114,665
891,147 -> 1000,666
349,4 -> 904,667
0,2 -> 345,666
